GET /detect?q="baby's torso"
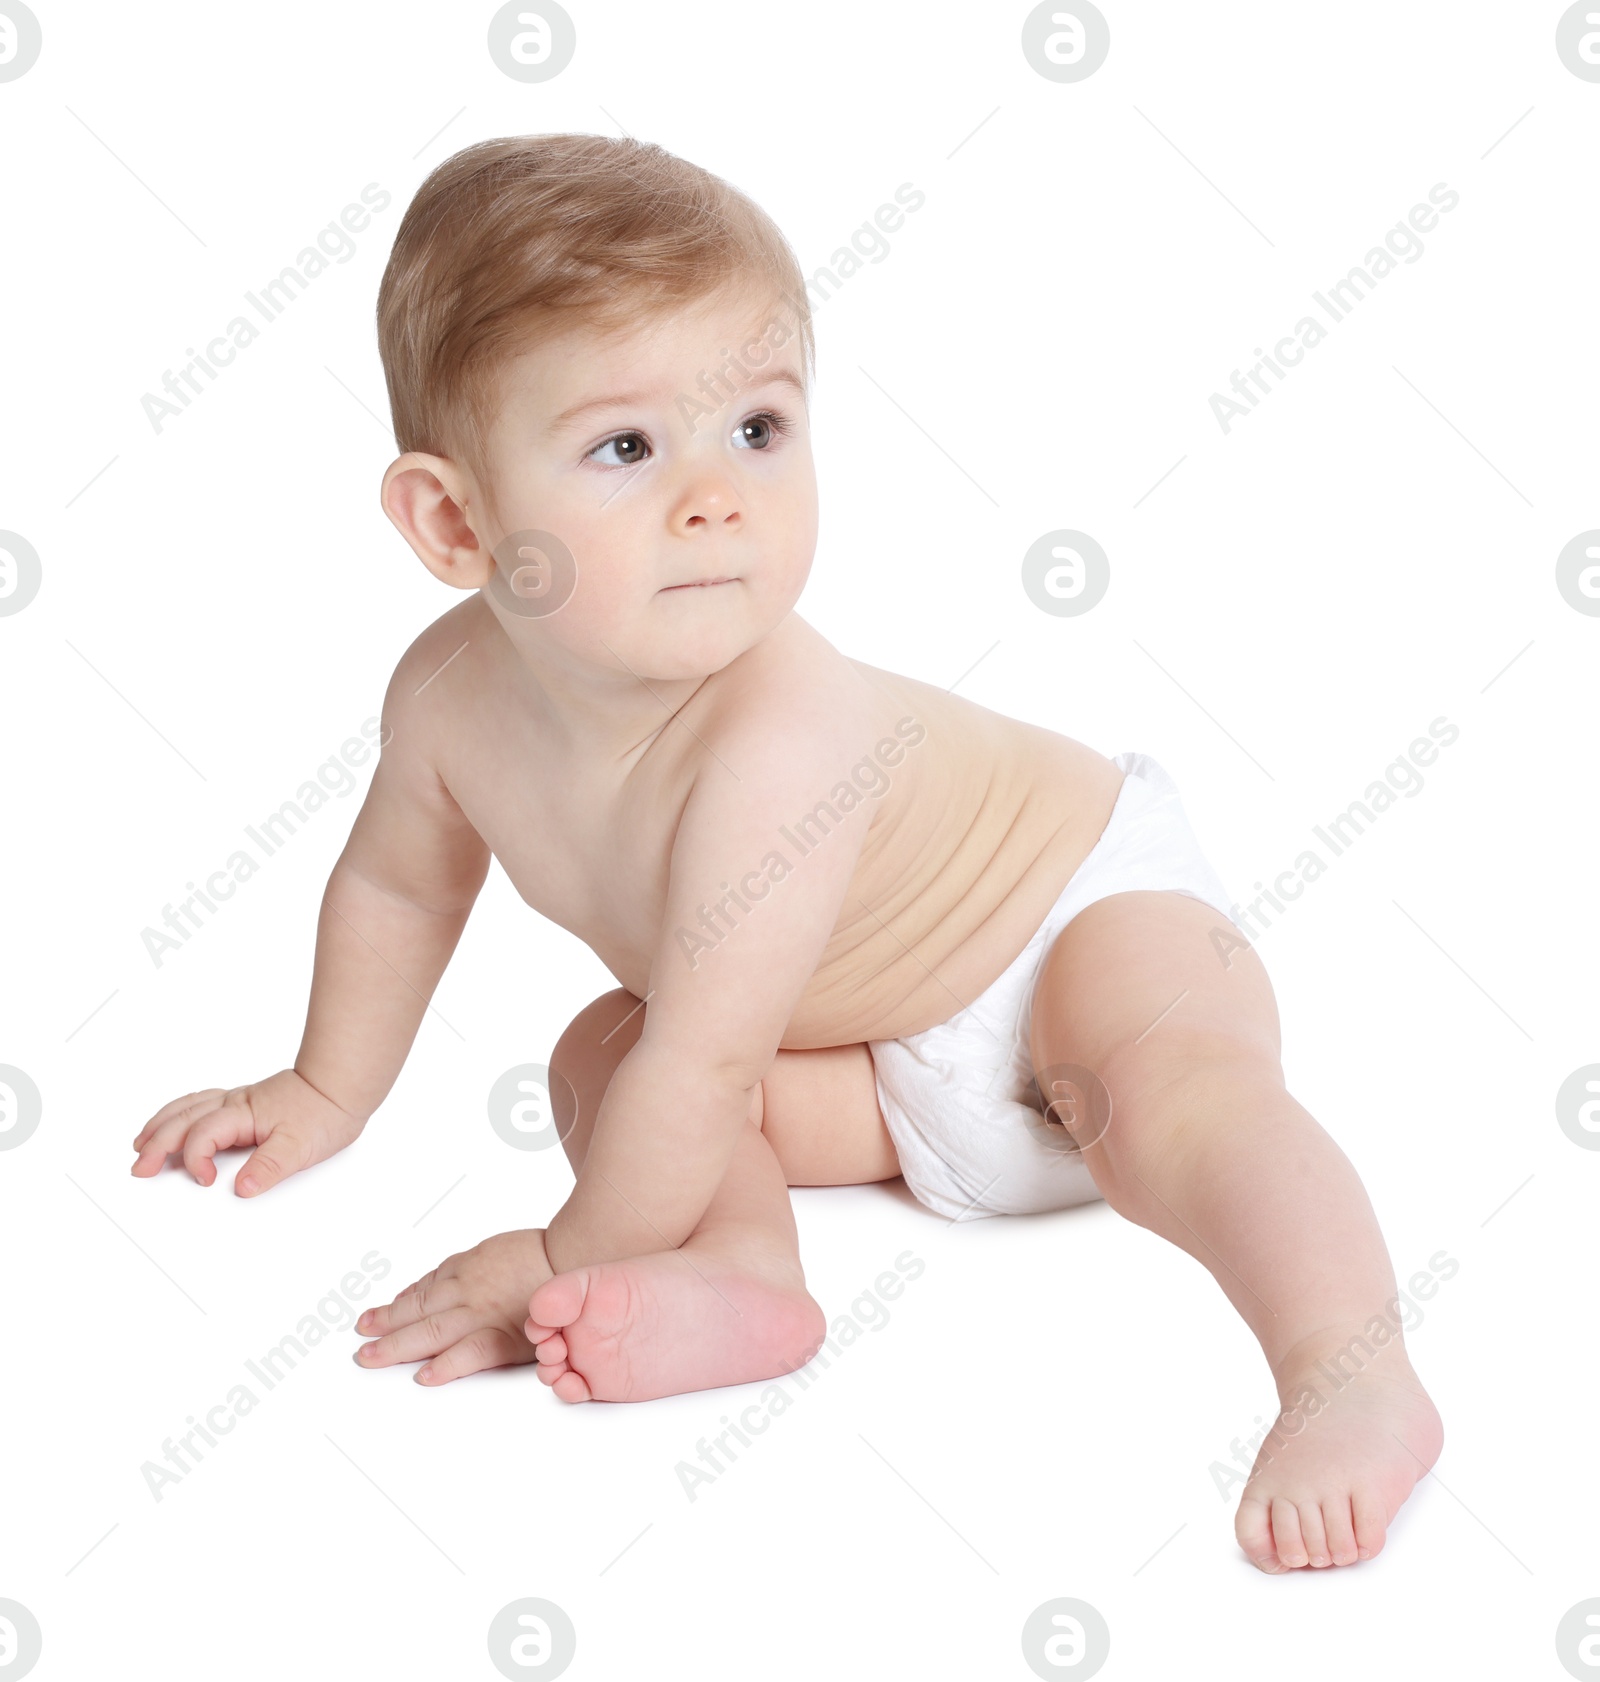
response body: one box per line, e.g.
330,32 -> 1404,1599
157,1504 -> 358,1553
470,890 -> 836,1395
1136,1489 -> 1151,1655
426,598 -> 1125,1048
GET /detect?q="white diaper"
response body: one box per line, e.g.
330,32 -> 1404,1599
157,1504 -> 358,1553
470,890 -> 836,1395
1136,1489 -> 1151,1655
867,752 -> 1238,1221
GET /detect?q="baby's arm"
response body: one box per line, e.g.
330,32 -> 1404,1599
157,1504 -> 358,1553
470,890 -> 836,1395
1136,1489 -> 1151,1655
542,691 -> 875,1273
132,644 -> 490,1193
292,696 -> 490,1131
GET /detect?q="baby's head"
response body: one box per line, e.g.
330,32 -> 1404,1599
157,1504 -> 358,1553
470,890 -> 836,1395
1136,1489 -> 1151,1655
376,134 -> 818,685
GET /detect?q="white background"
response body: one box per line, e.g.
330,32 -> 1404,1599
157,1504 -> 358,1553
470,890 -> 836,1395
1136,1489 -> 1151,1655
2,2 -> 1597,1678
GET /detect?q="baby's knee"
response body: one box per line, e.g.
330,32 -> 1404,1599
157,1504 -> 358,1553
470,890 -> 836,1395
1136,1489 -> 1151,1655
1091,1032 -> 1287,1191
553,986 -> 631,1052
548,988 -> 645,1164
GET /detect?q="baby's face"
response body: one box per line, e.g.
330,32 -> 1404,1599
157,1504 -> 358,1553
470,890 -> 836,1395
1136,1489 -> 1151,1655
471,282 -> 817,685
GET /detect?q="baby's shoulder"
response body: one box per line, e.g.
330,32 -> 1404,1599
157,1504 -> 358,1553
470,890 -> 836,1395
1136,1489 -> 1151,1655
693,614 -> 896,761
376,598 -> 484,758
392,594 -> 480,673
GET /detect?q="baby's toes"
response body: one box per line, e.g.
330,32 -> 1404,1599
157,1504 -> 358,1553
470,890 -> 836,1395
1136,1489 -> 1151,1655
1321,1495 -> 1359,1565
1296,1499 -> 1331,1567
1236,1498 -> 1287,1573
1352,1487 -> 1388,1562
532,1331 -> 568,1366
550,1370 -> 592,1403
534,1358 -> 570,1385
1272,1497 -> 1309,1568
529,1271 -> 588,1330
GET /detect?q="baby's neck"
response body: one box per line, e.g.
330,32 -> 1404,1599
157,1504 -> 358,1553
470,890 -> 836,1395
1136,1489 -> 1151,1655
481,598 -> 720,764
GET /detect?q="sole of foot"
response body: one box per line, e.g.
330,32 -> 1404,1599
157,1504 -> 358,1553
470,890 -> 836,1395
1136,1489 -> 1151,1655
524,1248 -> 826,1404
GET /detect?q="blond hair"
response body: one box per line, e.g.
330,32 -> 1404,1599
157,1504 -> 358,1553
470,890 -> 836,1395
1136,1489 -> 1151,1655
376,133 -> 814,485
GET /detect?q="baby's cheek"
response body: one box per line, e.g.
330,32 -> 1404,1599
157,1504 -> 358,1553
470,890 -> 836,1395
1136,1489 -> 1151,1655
765,548 -> 815,613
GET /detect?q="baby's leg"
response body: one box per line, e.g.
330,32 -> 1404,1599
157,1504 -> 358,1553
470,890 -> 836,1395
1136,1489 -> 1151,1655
528,989 -> 895,1401
1030,890 -> 1443,1573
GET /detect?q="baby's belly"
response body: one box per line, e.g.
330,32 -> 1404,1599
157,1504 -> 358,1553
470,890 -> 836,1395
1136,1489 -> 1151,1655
779,744 -> 1126,1049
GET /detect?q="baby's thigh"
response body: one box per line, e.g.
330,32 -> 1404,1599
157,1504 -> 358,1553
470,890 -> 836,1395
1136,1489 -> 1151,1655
1030,888 -> 1282,1100
757,1042 -> 902,1187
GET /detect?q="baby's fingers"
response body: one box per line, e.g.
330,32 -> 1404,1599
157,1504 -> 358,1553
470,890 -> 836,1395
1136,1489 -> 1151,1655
181,1104 -> 259,1187
133,1088 -> 227,1151
354,1306 -> 482,1370
357,1265 -> 459,1337
235,1123 -> 317,1198
357,1277 -> 425,1338
413,1326 -> 535,1387
131,1091 -> 230,1177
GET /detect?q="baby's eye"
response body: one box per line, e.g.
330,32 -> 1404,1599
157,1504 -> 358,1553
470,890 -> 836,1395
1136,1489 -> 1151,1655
731,409 -> 795,451
589,431 -> 650,468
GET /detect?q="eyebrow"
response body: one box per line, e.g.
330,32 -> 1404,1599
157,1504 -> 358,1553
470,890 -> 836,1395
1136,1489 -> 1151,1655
545,367 -> 808,436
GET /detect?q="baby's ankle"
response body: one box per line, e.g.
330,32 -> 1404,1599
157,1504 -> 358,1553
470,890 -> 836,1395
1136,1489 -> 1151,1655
682,1226 -> 808,1295
1270,1322 -> 1420,1400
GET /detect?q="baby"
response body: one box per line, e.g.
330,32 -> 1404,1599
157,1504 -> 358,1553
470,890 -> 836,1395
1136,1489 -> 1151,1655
131,133 -> 1442,1574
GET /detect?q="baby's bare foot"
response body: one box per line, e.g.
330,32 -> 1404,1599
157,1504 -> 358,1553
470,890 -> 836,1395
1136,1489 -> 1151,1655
1235,1341 -> 1444,1572
523,1244 -> 825,1403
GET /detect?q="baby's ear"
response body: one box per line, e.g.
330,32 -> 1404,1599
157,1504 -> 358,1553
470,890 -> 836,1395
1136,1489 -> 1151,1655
380,452 -> 493,590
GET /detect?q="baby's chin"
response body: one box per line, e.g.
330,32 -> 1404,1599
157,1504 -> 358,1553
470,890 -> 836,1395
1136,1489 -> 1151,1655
635,594 -> 778,677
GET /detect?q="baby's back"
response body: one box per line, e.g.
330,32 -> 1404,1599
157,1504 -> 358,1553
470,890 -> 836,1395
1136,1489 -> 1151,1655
796,654 -> 1124,1044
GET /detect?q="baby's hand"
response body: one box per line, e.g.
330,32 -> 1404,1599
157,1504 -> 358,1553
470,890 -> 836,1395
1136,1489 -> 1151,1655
130,1069 -> 366,1196
354,1229 -> 556,1385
